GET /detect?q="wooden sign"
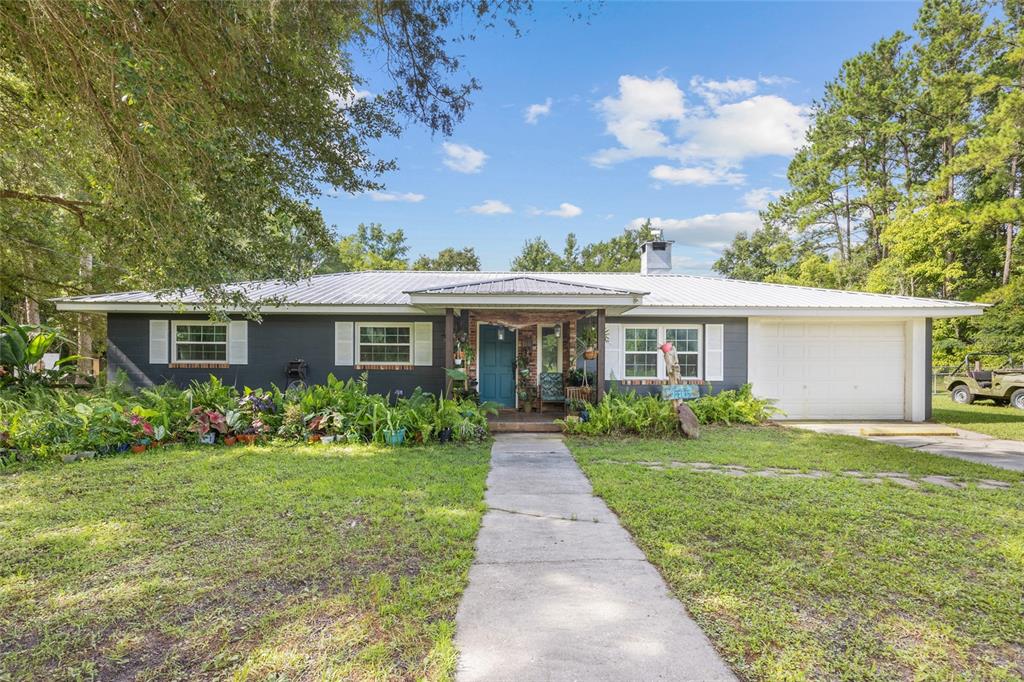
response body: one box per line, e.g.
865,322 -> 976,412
661,384 -> 700,400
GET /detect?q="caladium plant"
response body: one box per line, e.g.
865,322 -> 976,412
188,408 -> 228,436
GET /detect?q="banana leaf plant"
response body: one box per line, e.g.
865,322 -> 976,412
0,311 -> 79,387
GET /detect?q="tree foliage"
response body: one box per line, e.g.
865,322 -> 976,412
318,223 -> 410,272
412,247 -> 481,271
510,221 -> 660,272
714,0 -> 1024,354
0,0 -> 529,319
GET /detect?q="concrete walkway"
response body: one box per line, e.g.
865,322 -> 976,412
454,434 -> 734,681
791,422 -> 1024,473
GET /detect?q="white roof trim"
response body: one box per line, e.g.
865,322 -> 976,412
54,302 -> 428,315
620,306 -> 987,319
54,300 -> 986,319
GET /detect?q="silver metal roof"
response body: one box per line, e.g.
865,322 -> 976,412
54,270 -> 984,313
406,275 -> 645,296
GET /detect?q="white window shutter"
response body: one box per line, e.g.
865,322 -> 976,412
705,324 -> 724,381
414,321 -> 433,366
228,321 -> 248,365
335,321 -> 354,366
604,323 -> 622,380
149,320 -> 168,364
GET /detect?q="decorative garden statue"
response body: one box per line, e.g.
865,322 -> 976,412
661,343 -> 700,439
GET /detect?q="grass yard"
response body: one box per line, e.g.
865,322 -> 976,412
0,442 -> 490,681
933,394 -> 1024,441
569,427 -> 1024,681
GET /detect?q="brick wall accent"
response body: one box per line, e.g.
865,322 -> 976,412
561,319 -> 576,381
467,311 -> 479,384
517,325 -> 538,408
169,362 -> 229,369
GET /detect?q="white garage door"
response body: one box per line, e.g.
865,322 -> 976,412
750,321 -> 906,420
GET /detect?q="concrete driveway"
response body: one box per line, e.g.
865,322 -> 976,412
790,422 -> 1024,472
454,434 -> 734,682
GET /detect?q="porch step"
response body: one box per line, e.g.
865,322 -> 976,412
488,420 -> 564,434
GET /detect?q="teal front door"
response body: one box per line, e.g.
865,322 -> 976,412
479,325 -> 516,407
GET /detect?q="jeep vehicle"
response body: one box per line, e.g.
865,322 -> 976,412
945,353 -> 1024,409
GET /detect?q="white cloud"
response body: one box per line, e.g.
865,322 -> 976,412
469,199 -> 512,215
590,75 -> 686,166
590,75 -> 809,181
533,202 -> 582,218
630,212 -> 761,250
678,95 -> 808,162
442,142 -> 488,174
758,74 -> 797,86
369,191 -> 425,203
330,88 -> 372,108
690,76 -> 757,106
650,164 -> 744,186
525,98 -> 553,124
742,187 -> 784,210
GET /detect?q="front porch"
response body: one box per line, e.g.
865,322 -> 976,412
445,307 -> 606,412
404,274 -> 650,414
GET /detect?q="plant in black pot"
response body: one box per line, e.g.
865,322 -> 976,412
568,398 -> 590,422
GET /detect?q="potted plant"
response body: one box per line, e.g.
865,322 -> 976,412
189,407 -> 227,445
518,384 -> 538,413
568,398 -> 590,422
128,412 -> 154,453
222,410 -> 246,446
580,327 -> 599,360
317,410 -> 344,444
305,411 -> 328,443
382,410 -> 406,446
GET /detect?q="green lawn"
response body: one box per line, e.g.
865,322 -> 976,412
569,428 -> 1024,681
933,394 -> 1024,441
0,442 -> 490,681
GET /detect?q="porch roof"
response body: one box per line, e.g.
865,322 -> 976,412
404,275 -> 646,310
405,275 -> 645,296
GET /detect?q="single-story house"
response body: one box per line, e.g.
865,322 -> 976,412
54,240 -> 984,421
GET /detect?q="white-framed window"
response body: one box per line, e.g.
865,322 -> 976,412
624,327 -> 660,378
540,325 -> 563,373
356,323 -> 413,364
621,325 -> 703,379
665,326 -> 702,378
172,321 -> 228,362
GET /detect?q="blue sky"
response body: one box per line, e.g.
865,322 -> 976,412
317,1 -> 922,272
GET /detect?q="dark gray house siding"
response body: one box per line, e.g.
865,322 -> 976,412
602,317 -> 748,396
107,313 -> 445,396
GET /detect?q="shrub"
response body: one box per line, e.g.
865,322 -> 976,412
0,372 -> 500,464
688,384 -> 779,425
558,384 -> 777,436
558,391 -> 679,436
